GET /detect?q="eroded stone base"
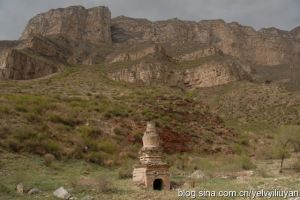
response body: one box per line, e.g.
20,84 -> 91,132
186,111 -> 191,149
133,164 -> 170,190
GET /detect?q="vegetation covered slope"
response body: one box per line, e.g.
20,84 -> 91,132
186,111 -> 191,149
0,64 -> 240,167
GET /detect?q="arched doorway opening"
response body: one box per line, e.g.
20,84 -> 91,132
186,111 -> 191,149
153,179 -> 163,190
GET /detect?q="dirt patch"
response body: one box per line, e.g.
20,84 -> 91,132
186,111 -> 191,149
159,128 -> 191,153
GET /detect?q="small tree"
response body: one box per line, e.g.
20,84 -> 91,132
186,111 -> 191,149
273,125 -> 300,173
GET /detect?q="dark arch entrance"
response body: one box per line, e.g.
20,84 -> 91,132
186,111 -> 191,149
153,179 -> 163,190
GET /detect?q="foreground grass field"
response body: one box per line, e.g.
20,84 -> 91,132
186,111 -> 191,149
0,152 -> 299,200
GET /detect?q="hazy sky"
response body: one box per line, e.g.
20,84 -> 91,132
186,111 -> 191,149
0,0 -> 299,40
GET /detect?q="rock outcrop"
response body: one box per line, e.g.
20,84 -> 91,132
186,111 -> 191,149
175,46 -> 223,61
1,49 -> 63,80
0,36 -> 66,79
21,6 -> 112,44
0,5 -> 299,86
106,43 -> 168,63
182,60 -> 251,88
291,26 -> 300,40
111,17 -> 300,67
108,54 -> 251,89
108,61 -> 169,85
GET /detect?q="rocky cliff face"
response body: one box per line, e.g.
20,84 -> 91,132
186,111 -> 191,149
0,36 -> 66,79
0,50 -> 9,72
1,49 -> 63,79
107,45 -> 251,89
111,17 -> 300,67
0,5 -> 299,88
1,6 -> 114,80
182,61 -> 251,88
108,60 -> 251,89
21,6 -> 112,44
106,43 -> 170,63
291,26 -> 300,40
174,46 -> 223,61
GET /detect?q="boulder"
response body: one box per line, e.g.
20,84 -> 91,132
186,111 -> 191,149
81,195 -> 94,200
28,188 -> 41,195
189,170 -> 207,180
16,183 -> 23,194
53,187 -> 72,200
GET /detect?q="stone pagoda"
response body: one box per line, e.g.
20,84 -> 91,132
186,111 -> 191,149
132,122 -> 170,190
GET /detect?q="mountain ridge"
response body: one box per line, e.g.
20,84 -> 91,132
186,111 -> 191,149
0,5 -> 299,90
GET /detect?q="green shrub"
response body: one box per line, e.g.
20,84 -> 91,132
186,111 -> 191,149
103,112 -> 112,119
83,138 -> 99,151
42,140 -> 60,155
48,114 -> 65,123
113,127 -> 122,135
98,140 -> 117,154
271,145 -> 291,160
113,126 -> 130,136
255,145 -> 273,160
79,126 -> 103,138
8,95 -> 55,115
142,109 -> 159,121
202,131 -> 214,144
24,139 -> 43,154
0,105 -> 11,114
87,152 -> 106,165
132,131 -> 143,141
105,108 -> 129,118
0,183 -> 13,194
118,167 -> 132,179
6,138 -> 21,152
293,158 -> 300,172
96,176 -> 116,193
15,105 -> 28,112
257,168 -> 271,178
32,100 -> 55,114
238,134 -> 249,146
71,146 -> 84,159
14,130 -> 38,141
25,113 -> 42,123
44,153 -> 56,167
233,144 -> 244,155
69,100 -> 87,108
240,155 -> 256,170
48,114 -> 79,127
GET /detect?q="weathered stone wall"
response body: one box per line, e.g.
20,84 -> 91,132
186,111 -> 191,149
132,167 -> 146,185
145,167 -> 170,190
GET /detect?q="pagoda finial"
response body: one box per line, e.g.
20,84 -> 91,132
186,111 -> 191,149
146,121 -> 156,133
142,121 -> 160,148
